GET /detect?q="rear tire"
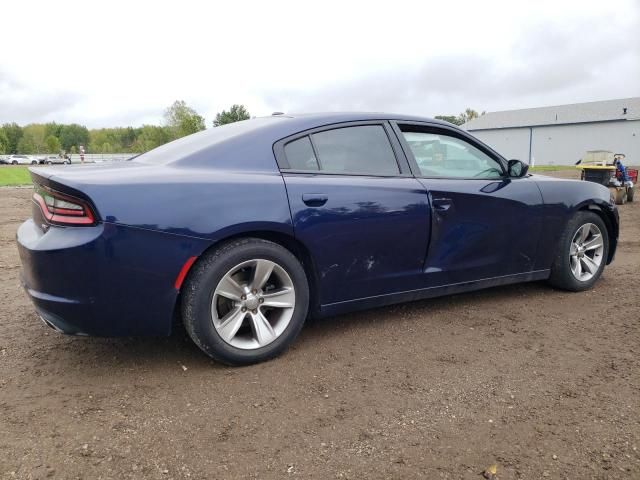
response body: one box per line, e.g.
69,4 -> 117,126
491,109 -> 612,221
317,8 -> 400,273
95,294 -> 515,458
181,238 -> 309,365
627,187 -> 634,202
11,161 -> 17,165
548,211 -> 609,292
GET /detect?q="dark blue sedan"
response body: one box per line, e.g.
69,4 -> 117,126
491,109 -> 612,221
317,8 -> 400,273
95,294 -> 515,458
17,113 -> 619,365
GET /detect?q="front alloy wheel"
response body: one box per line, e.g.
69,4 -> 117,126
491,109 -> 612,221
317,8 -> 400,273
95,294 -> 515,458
569,223 -> 604,281
548,211 -> 609,292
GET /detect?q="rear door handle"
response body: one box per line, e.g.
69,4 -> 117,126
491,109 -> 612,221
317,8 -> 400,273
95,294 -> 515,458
432,197 -> 452,212
302,193 -> 328,207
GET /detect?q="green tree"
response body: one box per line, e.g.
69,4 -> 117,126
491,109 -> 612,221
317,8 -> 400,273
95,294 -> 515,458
17,135 -> 37,154
1,123 -> 23,154
458,108 -> 480,124
45,135 -> 62,153
0,130 -> 9,154
20,124 -> 47,153
164,100 -> 206,139
434,115 -> 464,126
213,104 -> 250,127
59,124 -> 90,152
120,127 -> 137,150
132,125 -> 172,153
44,122 -> 63,140
89,127 -> 141,153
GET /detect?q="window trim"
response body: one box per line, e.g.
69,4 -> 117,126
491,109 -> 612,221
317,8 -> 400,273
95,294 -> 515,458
389,121 -> 509,180
273,121 -> 412,177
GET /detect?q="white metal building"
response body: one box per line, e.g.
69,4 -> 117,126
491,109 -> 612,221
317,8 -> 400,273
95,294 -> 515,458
462,97 -> 640,165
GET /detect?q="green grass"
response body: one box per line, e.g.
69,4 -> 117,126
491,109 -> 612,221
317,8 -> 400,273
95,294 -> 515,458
0,166 -> 33,186
529,165 -> 575,172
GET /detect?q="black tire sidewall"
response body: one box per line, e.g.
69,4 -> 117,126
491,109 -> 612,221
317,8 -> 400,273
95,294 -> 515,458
550,211 -> 609,291
182,239 -> 309,365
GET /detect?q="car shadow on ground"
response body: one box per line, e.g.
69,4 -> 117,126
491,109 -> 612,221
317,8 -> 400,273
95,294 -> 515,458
37,280 -> 558,373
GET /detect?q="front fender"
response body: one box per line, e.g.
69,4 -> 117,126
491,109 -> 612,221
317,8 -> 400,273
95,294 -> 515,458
533,176 -> 619,269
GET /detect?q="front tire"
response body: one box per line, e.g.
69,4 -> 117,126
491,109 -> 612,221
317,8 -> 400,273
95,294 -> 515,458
181,238 -> 309,365
548,211 -> 609,292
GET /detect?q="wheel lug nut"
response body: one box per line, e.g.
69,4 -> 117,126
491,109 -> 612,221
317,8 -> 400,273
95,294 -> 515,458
252,309 -> 257,314
259,298 -> 264,304
241,307 -> 246,312
252,289 -> 257,294
241,295 -> 246,300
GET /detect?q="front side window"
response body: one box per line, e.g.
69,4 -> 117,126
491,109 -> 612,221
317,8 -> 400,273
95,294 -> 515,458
311,125 -> 399,175
401,130 -> 503,179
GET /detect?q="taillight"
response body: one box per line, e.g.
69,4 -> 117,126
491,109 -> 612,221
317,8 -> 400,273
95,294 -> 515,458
33,185 -> 96,226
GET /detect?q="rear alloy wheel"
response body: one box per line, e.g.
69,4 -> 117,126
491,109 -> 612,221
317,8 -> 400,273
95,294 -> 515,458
11,161 -> 17,165
212,259 -> 296,350
182,238 -> 309,365
548,211 -> 609,291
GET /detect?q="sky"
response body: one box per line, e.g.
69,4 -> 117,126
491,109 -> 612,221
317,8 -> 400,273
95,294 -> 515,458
1,0 -> 638,128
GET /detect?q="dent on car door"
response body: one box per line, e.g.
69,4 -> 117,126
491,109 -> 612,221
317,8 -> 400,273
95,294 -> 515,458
275,123 -> 431,305
395,124 -> 544,287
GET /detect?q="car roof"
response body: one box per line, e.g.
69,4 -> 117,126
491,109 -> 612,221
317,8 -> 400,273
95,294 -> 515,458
268,111 -> 451,127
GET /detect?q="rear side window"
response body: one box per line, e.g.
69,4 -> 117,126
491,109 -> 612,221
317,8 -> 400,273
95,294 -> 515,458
284,136 -> 319,171
311,125 -> 399,175
281,125 -> 400,175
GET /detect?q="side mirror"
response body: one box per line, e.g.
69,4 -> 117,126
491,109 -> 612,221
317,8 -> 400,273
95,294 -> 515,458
507,159 -> 529,178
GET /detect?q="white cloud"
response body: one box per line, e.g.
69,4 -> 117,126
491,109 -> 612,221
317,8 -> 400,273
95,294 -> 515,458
0,0 -> 638,126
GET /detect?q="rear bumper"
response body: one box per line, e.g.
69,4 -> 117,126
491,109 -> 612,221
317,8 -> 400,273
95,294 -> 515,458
17,219 -> 205,337
36,306 -> 90,335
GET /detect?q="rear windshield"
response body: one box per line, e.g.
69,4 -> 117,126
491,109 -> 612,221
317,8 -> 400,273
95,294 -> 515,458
134,117 -> 282,165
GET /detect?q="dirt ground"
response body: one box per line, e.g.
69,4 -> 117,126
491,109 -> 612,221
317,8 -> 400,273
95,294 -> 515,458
1,171 -> 639,480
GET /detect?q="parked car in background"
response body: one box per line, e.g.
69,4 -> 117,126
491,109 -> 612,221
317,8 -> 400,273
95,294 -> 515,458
39,155 -> 72,165
17,113 -> 619,366
5,155 -> 39,165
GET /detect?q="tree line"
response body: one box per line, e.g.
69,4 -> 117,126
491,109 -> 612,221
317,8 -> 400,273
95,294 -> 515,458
0,101 -> 250,155
434,108 -> 484,126
0,102 -> 483,155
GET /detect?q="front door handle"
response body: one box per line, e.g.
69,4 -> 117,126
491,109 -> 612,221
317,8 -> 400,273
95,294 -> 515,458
432,197 -> 452,212
302,193 -> 328,207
